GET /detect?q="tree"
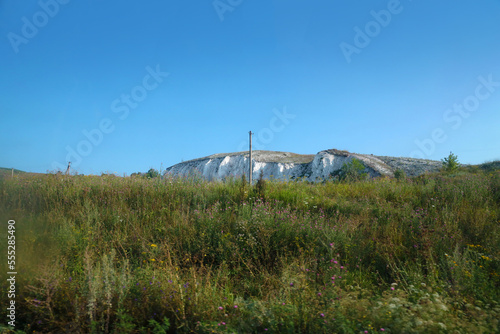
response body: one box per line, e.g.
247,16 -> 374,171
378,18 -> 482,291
441,152 -> 460,173
145,168 -> 160,179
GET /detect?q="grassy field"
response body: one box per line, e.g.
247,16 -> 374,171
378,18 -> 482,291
0,168 -> 499,333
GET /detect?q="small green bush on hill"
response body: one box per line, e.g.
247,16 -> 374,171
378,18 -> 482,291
334,158 -> 368,182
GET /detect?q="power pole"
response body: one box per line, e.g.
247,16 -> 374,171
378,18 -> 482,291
11,168 -> 14,178
249,131 -> 253,185
65,161 -> 71,175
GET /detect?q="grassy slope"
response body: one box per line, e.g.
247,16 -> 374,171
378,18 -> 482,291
0,168 -> 499,333
0,167 -> 25,178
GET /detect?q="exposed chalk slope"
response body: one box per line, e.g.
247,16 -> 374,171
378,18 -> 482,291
165,149 -> 442,182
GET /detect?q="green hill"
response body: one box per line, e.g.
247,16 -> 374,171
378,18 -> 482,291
0,167 -> 26,178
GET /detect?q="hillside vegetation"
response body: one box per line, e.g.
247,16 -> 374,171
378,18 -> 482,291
0,168 -> 25,178
0,167 -> 499,333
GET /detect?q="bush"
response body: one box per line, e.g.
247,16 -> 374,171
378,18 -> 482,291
254,170 -> 266,199
394,169 -> 406,180
337,158 -> 368,182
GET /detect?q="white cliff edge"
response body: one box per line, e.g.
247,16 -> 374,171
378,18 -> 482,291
165,149 -> 402,182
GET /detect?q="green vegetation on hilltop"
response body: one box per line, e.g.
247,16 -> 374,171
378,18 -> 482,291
0,167 -> 499,333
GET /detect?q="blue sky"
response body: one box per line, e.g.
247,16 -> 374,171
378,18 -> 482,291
1,0 -> 499,175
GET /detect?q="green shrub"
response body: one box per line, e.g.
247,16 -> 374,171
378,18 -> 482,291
394,169 -> 406,180
254,170 -> 267,199
337,158 -> 368,182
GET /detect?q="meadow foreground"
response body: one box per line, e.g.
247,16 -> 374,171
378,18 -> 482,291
0,170 -> 499,333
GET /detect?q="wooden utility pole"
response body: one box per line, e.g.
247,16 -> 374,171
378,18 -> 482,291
11,168 -> 14,178
249,131 -> 253,185
65,162 -> 71,175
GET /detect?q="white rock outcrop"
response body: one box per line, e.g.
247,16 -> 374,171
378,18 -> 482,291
165,149 -> 400,182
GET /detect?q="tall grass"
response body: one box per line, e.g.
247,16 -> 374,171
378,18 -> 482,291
0,170 -> 498,333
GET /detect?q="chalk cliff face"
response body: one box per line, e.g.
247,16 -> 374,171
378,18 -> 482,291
164,149 -> 440,182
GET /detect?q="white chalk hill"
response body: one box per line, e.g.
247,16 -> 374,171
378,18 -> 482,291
165,149 -> 442,181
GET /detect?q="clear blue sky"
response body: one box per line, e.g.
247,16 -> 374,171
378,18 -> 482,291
1,0 -> 499,175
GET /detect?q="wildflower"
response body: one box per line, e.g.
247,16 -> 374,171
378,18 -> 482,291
320,313 -> 325,317
150,244 -> 157,247
234,305 -> 238,309
290,282 -> 294,287
391,287 -> 395,291
218,306 -> 223,310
